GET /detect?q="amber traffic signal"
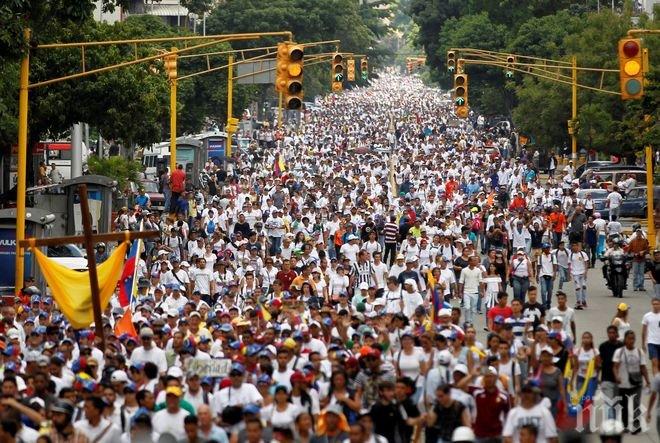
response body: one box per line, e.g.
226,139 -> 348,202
274,43 -> 304,110
447,51 -> 456,73
618,38 -> 644,100
164,49 -> 178,79
347,58 -> 356,81
332,53 -> 344,92
454,73 -> 468,119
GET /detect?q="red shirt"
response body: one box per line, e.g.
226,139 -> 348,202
170,169 -> 186,193
487,305 -> 513,320
275,270 -> 297,291
470,387 -> 510,437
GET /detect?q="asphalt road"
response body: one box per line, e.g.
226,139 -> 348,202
469,265 -> 659,442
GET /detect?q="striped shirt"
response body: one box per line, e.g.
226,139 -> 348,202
383,222 -> 399,243
351,260 -> 375,288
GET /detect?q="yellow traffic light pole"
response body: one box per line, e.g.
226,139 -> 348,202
13,30 -> 294,290
167,48 -> 178,175
227,55 -> 234,157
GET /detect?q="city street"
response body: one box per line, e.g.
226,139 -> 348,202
468,264 -> 659,442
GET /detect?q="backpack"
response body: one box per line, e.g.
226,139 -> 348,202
207,219 -> 216,234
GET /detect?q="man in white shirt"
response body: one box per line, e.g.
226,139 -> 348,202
642,298 -> 660,375
129,327 -> 168,374
191,258 -> 215,297
606,186 -> 623,221
502,383 -> 558,443
76,396 -> 122,443
459,256 -> 483,325
152,386 -> 190,441
212,363 -> 263,416
568,242 -> 589,309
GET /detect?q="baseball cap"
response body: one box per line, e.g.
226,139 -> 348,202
111,370 -> 128,383
165,386 -> 183,397
617,303 -> 629,311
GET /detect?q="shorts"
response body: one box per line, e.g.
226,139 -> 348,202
531,248 -> 542,261
648,343 -> 660,360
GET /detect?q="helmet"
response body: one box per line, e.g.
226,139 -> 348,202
50,399 -> 75,419
632,222 -> 642,232
451,426 -> 475,442
600,419 -> 624,441
96,243 -> 106,249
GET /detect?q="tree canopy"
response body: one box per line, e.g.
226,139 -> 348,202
409,0 -> 659,156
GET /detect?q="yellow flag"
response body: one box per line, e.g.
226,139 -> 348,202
32,242 -> 128,328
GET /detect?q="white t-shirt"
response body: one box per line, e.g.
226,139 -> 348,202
129,346 -> 168,374
261,403 -> 302,429
607,192 -> 623,208
212,383 -> 263,415
191,267 -> 214,294
152,408 -> 190,441
502,403 -> 558,443
642,311 -> 660,345
394,347 -> 425,385
612,346 -> 648,389
76,418 -> 122,443
575,347 -> 599,378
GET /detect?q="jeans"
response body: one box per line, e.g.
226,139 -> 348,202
511,276 -> 529,302
539,275 -> 554,309
600,381 -> 618,419
618,386 -> 642,432
269,236 -> 282,256
586,243 -> 597,267
163,189 -> 172,212
655,283 -> 660,299
462,293 -> 478,325
632,260 -> 646,290
557,266 -> 569,290
573,273 -> 587,304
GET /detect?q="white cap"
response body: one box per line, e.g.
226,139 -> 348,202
405,256 -> 418,263
167,366 -> 184,378
111,370 -> 128,383
7,329 -> 20,340
396,253 -> 405,260
551,316 -> 564,323
359,282 -> 369,290
453,363 -> 469,375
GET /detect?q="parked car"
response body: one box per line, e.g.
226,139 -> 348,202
619,186 -> 660,218
139,179 -> 165,211
575,160 -> 621,178
47,244 -> 87,271
576,188 -> 610,219
578,167 -> 646,190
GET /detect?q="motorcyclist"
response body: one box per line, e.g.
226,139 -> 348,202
602,239 -> 628,291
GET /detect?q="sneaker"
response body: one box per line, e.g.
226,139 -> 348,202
575,304 -> 583,310
582,302 -> 587,308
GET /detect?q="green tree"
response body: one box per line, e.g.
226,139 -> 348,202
87,155 -> 142,190
436,13 -> 511,114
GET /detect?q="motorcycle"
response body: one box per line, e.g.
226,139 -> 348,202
602,254 -> 630,298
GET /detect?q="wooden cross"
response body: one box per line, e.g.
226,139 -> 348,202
18,184 -> 159,351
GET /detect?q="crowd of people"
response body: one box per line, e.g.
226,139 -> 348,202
7,71 -> 660,443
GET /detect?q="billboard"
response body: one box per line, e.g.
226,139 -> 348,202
0,227 -> 33,289
236,60 -> 277,85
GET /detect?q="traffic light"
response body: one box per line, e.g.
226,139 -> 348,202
360,58 -> 368,80
407,59 -> 414,74
275,42 -> 304,110
164,48 -> 178,80
347,58 -> 355,81
226,117 -> 239,134
447,51 -> 456,73
618,38 -> 644,100
454,73 -> 469,119
505,55 -> 515,78
332,53 -> 344,92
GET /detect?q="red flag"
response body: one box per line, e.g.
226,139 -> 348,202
114,309 -> 137,338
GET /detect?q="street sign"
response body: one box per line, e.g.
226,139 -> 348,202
236,59 -> 277,85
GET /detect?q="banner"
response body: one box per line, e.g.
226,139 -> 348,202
187,358 -> 232,377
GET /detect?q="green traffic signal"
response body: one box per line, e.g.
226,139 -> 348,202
455,97 -> 465,106
506,71 -> 513,78
625,78 -> 642,95
335,73 -> 344,82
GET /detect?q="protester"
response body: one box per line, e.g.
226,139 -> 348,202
9,71 -> 654,442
